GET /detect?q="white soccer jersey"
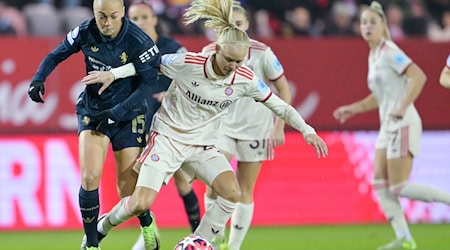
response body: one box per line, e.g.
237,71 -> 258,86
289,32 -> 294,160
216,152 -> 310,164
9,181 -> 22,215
368,39 -> 421,128
152,52 -> 273,145
202,39 -> 285,140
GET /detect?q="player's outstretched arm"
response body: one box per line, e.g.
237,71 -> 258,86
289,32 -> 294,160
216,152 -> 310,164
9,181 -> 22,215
82,63 -> 136,95
263,94 -> 328,158
333,94 -> 378,124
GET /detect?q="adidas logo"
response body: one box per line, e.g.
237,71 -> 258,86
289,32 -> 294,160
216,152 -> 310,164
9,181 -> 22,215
108,118 -> 115,125
191,81 -> 199,87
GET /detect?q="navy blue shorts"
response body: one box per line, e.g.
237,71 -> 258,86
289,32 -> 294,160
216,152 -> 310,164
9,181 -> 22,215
76,103 -> 146,151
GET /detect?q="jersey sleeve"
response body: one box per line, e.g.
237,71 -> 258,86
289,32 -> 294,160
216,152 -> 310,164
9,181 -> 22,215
262,48 -> 284,81
245,76 -> 273,102
31,26 -> 82,82
114,40 -> 161,118
159,53 -> 187,80
385,45 -> 412,75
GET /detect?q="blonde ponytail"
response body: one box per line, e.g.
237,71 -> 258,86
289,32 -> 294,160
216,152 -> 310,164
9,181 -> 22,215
184,0 -> 250,47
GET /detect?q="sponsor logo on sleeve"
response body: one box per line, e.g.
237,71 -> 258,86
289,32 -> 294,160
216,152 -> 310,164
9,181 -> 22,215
257,79 -> 270,94
394,53 -> 406,65
273,58 -> 283,71
66,26 -> 80,45
139,45 -> 160,63
161,54 -> 179,65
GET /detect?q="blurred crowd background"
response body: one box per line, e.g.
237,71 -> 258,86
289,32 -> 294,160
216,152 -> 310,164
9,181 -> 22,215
0,0 -> 449,42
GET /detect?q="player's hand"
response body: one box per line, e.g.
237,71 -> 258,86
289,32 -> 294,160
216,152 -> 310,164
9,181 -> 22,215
390,109 -> 405,122
333,105 -> 355,124
82,71 -> 115,95
153,91 -> 167,102
304,134 -> 328,158
28,81 -> 45,103
96,109 -> 120,131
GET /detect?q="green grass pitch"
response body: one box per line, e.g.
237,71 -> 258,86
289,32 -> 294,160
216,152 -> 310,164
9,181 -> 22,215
1,224 -> 449,249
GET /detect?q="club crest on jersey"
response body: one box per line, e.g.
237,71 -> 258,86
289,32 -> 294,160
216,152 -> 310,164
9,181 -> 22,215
150,154 -> 160,162
224,86 -> 233,96
257,79 -> 270,94
120,52 -> 128,64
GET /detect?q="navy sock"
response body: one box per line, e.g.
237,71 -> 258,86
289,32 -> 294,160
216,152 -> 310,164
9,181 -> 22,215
137,210 -> 152,227
181,190 -> 200,232
79,187 -> 100,247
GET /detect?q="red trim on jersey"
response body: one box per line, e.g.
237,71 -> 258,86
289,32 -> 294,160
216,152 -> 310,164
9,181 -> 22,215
400,62 -> 413,75
202,43 -> 216,53
259,92 -> 272,102
203,56 -> 210,79
137,131 -> 158,163
185,54 -> 207,65
400,126 -> 409,157
236,67 -> 253,80
250,40 -> 268,51
269,72 -> 285,82
230,71 -> 236,85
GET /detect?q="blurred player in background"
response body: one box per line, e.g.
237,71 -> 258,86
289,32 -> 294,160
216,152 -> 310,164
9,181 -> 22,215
439,54 -> 450,88
333,2 -> 450,250
27,0 -> 161,249
81,0 -> 328,248
125,1 -> 200,249
200,3 -> 291,249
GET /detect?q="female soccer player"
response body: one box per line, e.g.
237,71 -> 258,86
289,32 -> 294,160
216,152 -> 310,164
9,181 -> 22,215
333,2 -> 450,250
83,0 -> 327,248
200,3 -> 292,249
28,0 -> 161,249
125,1 -> 200,249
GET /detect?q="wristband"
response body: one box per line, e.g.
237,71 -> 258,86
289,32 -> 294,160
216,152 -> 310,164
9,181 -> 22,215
110,63 -> 137,80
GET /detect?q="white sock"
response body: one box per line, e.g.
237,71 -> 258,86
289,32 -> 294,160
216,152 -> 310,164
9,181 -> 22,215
204,192 -> 216,210
131,233 -> 145,250
228,202 -> 254,250
391,182 -> 450,205
99,196 -> 134,234
373,179 -> 412,241
194,196 -> 237,243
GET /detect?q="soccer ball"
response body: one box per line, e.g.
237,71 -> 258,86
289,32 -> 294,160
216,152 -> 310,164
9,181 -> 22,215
174,235 -> 213,250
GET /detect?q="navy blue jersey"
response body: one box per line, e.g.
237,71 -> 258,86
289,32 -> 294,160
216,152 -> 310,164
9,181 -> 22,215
154,36 -> 186,92
32,18 -> 161,121
144,35 -> 186,133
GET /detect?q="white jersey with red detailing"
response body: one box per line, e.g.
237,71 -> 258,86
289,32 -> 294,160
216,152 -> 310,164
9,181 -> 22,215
152,52 -> 273,146
202,39 -> 285,140
368,39 -> 421,128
